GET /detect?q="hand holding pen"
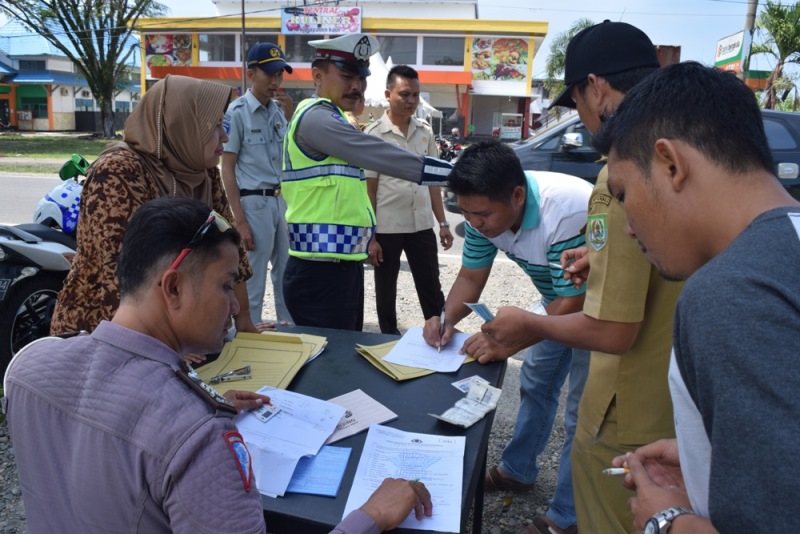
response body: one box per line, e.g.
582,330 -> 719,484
423,310 -> 452,351
437,308 -> 446,353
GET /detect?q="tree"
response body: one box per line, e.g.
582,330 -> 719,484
544,18 -> 595,109
751,0 -> 800,109
1,0 -> 167,138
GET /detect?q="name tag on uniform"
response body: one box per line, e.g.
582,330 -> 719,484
250,128 -> 262,133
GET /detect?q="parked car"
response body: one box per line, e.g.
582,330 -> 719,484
444,110 -> 800,212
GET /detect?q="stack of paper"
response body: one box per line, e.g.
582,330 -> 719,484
197,332 -> 327,393
356,327 -> 474,381
236,386 -> 345,497
343,425 -> 465,533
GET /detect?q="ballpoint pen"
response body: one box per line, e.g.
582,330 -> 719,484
438,308 -> 446,353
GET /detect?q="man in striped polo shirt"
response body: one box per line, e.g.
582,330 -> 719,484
424,140 -> 591,533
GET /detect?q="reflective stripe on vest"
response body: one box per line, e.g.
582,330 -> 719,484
282,163 -> 362,182
288,223 -> 371,255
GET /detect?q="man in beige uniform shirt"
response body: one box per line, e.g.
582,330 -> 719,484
482,21 -> 683,533
365,65 -> 453,334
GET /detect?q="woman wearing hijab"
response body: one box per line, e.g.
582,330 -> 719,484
51,75 -> 259,336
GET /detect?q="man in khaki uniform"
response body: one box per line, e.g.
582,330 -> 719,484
482,21 -> 682,534
364,65 -> 453,334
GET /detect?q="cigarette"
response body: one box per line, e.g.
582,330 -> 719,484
548,261 -> 563,270
602,467 -> 630,475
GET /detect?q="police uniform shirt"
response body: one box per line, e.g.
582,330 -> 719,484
4,322 -> 265,534
364,112 -> 439,234
293,100 -> 433,183
224,90 -> 286,189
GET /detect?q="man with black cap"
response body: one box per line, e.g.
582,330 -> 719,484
222,42 -> 294,327
281,33 -> 451,331
481,21 -> 682,533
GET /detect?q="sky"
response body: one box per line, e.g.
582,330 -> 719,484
157,0 -> 788,77
1,0 -> 791,77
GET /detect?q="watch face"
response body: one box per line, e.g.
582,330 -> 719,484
643,518 -> 659,534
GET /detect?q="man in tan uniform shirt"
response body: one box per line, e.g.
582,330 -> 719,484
364,65 -> 453,334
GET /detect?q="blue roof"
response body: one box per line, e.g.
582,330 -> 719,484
0,60 -> 15,74
9,70 -> 86,85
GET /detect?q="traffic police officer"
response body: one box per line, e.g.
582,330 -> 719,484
281,33 -> 451,331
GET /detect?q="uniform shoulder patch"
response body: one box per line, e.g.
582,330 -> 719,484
587,214 -> 608,251
224,431 -> 253,492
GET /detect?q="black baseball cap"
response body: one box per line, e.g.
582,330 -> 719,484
246,42 -> 293,75
549,20 -> 659,109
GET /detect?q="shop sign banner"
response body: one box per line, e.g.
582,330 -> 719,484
714,30 -> 750,72
281,6 -> 361,35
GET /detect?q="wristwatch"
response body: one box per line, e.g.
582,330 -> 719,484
643,507 -> 694,534
439,221 -> 450,228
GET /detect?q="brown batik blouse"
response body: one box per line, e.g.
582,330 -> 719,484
50,148 -> 251,335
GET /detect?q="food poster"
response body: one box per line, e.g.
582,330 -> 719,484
145,34 -> 193,75
470,37 -> 532,97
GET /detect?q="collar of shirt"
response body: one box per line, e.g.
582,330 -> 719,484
375,111 -> 423,139
520,171 -> 542,230
92,320 -> 182,370
244,89 -> 275,113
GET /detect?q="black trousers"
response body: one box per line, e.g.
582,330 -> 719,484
373,229 -> 445,334
283,256 -> 364,331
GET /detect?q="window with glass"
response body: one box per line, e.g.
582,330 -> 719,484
115,101 -> 131,113
284,35 -> 321,63
18,60 -> 46,71
378,36 -> 417,65
244,34 -> 280,58
763,118 -> 798,150
422,37 -> 464,66
75,98 -> 94,112
199,34 -> 236,62
21,97 -> 47,118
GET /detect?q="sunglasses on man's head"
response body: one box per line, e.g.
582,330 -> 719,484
168,210 -> 232,271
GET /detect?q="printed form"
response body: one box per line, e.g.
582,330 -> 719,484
383,327 -> 471,372
343,425 -> 465,533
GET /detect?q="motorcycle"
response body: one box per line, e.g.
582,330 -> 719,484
436,135 -> 464,162
0,154 -> 89,375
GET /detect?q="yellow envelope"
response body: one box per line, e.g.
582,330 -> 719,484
356,341 -> 474,381
197,333 -> 312,393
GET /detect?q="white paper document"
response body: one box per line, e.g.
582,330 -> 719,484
236,386 -> 346,498
325,389 -> 399,444
343,425 -> 465,533
383,326 -> 471,372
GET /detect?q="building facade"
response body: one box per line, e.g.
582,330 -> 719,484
137,0 -> 548,139
0,19 -> 139,132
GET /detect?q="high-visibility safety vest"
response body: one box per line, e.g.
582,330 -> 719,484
282,98 -> 374,261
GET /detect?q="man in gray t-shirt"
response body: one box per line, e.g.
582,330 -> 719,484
594,62 -> 800,532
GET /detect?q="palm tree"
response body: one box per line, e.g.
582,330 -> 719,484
751,1 -> 800,109
544,18 -> 595,107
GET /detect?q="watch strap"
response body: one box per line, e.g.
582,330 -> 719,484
653,506 -> 694,533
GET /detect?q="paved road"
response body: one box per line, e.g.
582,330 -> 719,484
0,172 -> 63,225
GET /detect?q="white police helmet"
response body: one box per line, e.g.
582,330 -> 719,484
33,180 -> 82,235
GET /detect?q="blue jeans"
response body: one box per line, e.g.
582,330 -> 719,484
499,340 -> 590,529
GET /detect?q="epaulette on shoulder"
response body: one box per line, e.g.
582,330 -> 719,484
176,362 -> 237,415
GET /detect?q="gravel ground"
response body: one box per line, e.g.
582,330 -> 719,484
0,254 -> 571,534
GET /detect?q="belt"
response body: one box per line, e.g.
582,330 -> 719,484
240,188 -> 280,197
301,256 -> 342,263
